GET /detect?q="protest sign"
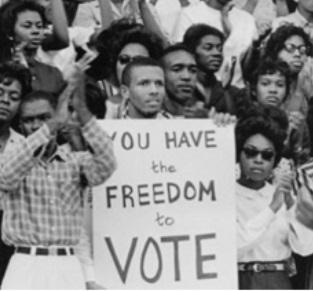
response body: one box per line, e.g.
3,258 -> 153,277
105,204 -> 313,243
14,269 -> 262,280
93,119 -> 237,289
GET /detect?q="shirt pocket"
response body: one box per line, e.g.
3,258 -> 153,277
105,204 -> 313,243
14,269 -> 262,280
57,170 -> 82,214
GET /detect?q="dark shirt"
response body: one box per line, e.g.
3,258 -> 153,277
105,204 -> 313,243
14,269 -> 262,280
194,76 -> 247,116
28,59 -> 66,96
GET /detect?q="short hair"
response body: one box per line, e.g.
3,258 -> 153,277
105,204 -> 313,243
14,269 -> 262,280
121,57 -> 163,86
265,24 -> 313,60
235,105 -> 288,167
21,90 -> 57,110
250,58 -> 291,102
161,43 -> 194,60
183,24 -> 225,54
0,62 -> 31,97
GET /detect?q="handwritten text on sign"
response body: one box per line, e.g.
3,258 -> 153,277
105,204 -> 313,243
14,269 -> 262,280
93,120 -> 237,289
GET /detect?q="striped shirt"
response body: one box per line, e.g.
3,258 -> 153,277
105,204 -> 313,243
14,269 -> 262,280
0,118 -> 116,247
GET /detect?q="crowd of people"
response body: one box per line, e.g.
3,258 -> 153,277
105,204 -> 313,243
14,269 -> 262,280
1,0 -> 313,289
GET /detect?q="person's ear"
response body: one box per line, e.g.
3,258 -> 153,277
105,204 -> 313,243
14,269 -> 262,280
120,84 -> 130,100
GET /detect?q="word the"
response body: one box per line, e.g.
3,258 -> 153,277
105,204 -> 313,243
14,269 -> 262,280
151,161 -> 176,174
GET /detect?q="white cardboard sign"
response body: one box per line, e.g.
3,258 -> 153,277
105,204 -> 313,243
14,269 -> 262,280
93,119 -> 237,289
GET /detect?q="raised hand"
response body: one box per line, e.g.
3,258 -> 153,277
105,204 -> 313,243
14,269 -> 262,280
221,0 -> 235,38
270,172 -> 294,212
12,41 -> 29,68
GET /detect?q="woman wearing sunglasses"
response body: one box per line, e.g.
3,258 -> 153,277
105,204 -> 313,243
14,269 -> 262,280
94,20 -> 163,118
235,106 -> 313,290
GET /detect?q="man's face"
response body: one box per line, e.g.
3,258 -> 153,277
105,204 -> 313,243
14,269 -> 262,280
122,66 -> 165,118
0,78 -> 22,124
163,50 -> 197,104
195,34 -> 223,74
20,98 -> 55,136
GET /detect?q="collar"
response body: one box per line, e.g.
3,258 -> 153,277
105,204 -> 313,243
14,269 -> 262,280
236,182 -> 274,199
36,143 -> 70,167
1,129 -> 24,154
121,98 -> 172,119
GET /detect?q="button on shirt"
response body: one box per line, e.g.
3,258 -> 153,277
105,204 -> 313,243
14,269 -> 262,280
236,182 -> 313,263
0,118 -> 116,247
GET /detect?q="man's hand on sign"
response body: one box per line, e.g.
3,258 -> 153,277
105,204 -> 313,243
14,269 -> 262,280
86,281 -> 106,290
208,107 -> 237,127
184,101 -> 208,118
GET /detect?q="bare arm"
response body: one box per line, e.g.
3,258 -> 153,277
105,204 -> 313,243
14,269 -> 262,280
42,0 -> 70,50
98,0 -> 114,30
138,0 -> 170,47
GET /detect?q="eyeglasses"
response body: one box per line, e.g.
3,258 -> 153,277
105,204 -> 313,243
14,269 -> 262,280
117,55 -> 144,65
242,147 -> 275,161
283,43 -> 310,55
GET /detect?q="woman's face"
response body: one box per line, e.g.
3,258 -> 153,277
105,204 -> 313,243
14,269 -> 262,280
115,43 -> 149,85
239,134 -> 276,187
278,35 -> 308,75
14,10 -> 45,50
256,72 -> 287,107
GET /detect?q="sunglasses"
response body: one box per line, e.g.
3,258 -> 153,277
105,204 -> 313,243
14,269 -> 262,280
117,55 -> 144,65
242,147 -> 275,161
283,43 -> 310,55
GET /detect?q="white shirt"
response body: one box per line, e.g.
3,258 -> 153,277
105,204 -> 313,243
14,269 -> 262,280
272,9 -> 313,33
73,0 -> 142,28
148,0 -> 199,41
172,1 -> 258,88
236,182 -> 313,262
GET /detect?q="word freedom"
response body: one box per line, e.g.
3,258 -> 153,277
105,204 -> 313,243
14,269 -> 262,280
105,180 -> 216,208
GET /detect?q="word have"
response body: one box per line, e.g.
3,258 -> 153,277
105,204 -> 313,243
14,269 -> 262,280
105,233 -> 217,284
106,180 -> 216,208
109,130 -> 217,151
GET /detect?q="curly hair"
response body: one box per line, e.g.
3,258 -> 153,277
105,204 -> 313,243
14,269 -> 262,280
91,18 -> 163,84
235,105 -> 288,167
182,23 -> 225,54
265,24 -> 313,60
0,0 -> 47,62
0,61 -> 31,97
249,57 -> 291,103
